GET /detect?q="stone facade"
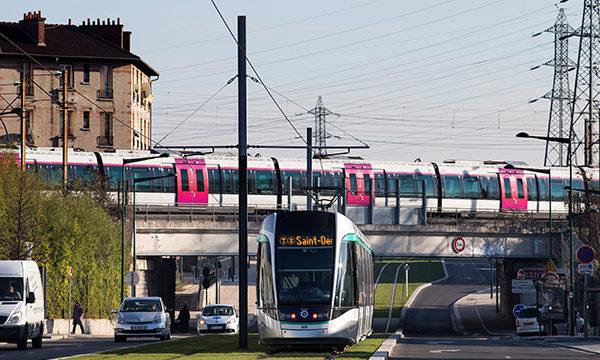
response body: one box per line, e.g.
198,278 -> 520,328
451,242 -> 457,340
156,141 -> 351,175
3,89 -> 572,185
0,11 -> 158,151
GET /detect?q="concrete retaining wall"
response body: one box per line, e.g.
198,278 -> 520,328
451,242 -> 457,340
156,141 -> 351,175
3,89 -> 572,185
44,318 -> 114,336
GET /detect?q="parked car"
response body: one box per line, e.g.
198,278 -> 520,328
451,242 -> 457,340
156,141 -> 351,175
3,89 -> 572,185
197,304 -> 239,334
0,260 -> 44,350
516,307 -> 543,336
114,297 -> 171,342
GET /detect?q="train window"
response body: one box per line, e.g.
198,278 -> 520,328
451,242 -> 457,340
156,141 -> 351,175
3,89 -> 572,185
550,179 -> 565,200
224,170 -> 233,194
416,174 -> 436,198
463,176 -> 480,199
282,171 -> 303,195
387,174 -> 398,197
180,169 -> 190,192
516,178 -> 524,199
527,178 -> 538,201
443,175 -> 462,198
132,167 -> 152,192
208,168 -> 221,194
195,170 -> 205,192
364,174 -> 372,194
374,173 -> 386,196
572,179 -> 584,192
232,170 -> 239,194
538,177 -> 549,201
503,178 -> 511,198
334,241 -> 355,308
349,174 -> 358,194
488,177 -> 499,199
592,180 -> 600,190
399,175 -> 416,196
256,170 -> 274,195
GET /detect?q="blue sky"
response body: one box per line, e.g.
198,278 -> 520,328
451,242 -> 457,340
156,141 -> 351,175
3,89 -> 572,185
4,1 -> 585,165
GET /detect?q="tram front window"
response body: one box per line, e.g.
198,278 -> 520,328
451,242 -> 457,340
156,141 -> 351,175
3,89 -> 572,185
276,247 -> 333,304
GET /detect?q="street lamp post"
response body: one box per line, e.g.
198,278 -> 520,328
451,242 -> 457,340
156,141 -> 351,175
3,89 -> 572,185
132,173 -> 175,297
120,153 -> 169,302
516,132 -> 575,335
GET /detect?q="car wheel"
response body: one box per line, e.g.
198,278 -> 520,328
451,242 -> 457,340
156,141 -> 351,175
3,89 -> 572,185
16,331 -> 27,350
114,335 -> 126,342
32,325 -> 43,349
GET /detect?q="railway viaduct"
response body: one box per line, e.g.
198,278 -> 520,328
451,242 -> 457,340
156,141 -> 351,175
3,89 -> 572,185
131,206 -> 564,317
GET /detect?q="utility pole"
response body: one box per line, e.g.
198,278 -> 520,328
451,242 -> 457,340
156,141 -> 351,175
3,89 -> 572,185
540,8 -> 574,167
570,0 -> 600,166
237,15 -> 248,350
62,69 -> 69,189
19,65 -> 26,171
306,127 -> 313,211
308,96 -> 334,157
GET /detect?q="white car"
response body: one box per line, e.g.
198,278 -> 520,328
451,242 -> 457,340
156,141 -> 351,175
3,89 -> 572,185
516,307 -> 543,336
197,304 -> 239,334
114,297 -> 171,342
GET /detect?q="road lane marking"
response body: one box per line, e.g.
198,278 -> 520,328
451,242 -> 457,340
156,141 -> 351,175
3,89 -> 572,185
430,349 -> 460,353
427,341 -> 454,345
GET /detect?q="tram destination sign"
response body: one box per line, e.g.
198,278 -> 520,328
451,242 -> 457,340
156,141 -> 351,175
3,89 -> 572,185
278,235 -> 334,247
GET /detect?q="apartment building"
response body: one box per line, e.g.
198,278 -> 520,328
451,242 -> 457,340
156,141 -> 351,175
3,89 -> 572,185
0,11 -> 158,151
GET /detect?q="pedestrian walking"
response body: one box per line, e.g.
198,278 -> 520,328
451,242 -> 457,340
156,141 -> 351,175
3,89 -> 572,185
71,301 -> 85,334
177,302 -> 190,332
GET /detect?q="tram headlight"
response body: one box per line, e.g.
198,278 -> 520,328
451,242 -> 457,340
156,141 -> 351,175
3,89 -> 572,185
290,313 -> 297,320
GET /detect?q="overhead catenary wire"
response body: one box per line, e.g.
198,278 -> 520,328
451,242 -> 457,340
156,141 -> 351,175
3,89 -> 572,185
155,75 -> 237,145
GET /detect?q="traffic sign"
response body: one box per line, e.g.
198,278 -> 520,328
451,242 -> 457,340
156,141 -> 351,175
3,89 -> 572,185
512,279 -> 535,294
544,259 -> 557,273
577,245 -> 595,264
577,263 -> 594,275
516,269 -> 526,280
513,304 -> 526,318
451,237 -> 466,253
125,271 -> 139,286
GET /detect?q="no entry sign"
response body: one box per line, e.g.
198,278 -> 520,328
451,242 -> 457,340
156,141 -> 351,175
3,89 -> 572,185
577,245 -> 595,264
452,237 -> 466,253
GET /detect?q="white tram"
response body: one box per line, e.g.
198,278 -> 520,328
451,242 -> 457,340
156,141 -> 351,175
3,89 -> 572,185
256,211 -> 374,348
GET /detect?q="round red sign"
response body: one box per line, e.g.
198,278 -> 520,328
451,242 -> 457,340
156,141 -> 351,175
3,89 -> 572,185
452,237 -> 466,253
577,245 -> 595,264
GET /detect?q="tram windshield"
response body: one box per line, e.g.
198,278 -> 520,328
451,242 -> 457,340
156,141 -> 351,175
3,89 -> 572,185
275,212 -> 336,305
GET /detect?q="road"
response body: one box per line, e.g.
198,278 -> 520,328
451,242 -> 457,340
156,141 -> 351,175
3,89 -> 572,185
402,258 -> 492,336
390,336 -> 599,359
390,258 -> 597,359
0,336 -> 187,360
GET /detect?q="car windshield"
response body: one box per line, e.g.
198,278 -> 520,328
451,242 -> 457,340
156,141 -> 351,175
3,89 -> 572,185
202,306 -> 235,316
519,308 -> 539,318
0,277 -> 23,301
121,299 -> 162,312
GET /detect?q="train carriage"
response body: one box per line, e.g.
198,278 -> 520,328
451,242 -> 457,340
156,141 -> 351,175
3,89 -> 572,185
256,211 -> 373,347
9,147 -> 595,214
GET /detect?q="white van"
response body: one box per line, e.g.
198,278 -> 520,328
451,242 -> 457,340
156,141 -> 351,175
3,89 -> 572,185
0,261 -> 44,350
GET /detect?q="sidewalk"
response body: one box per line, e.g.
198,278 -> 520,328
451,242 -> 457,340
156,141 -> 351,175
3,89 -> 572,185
452,288 -> 514,336
533,336 -> 600,355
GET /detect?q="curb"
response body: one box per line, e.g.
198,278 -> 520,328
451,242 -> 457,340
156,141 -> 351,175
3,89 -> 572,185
369,259 -> 449,360
531,338 -> 600,356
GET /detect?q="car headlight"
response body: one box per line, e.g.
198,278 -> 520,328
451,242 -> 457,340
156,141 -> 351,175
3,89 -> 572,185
227,319 -> 235,324
116,313 -> 125,324
198,319 -> 205,325
7,312 -> 21,325
154,313 -> 162,324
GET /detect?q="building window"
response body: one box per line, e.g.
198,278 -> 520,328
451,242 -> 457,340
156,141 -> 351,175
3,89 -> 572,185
103,113 -> 112,138
25,110 -> 33,130
60,111 -> 73,136
60,64 -> 75,88
82,111 -> 90,129
83,64 -> 90,83
21,63 -> 34,96
99,65 -> 113,99
96,112 -> 113,146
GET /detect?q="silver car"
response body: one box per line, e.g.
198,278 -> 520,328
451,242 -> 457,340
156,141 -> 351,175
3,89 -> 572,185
114,297 -> 171,342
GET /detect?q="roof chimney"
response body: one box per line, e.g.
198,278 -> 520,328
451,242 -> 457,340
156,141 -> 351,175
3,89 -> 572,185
123,31 -> 131,52
80,17 -> 126,50
19,10 -> 46,46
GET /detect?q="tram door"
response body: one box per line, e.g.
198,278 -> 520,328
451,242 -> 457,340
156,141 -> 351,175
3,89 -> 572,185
175,158 -> 208,205
344,163 -> 374,206
499,168 -> 527,211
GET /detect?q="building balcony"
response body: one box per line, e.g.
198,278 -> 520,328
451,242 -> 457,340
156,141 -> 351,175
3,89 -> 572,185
97,88 -> 114,100
97,135 -> 113,147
